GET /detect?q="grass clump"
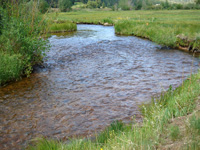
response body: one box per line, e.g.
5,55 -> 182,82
101,18 -> 113,25
49,21 -> 77,33
0,53 -> 23,85
189,115 -> 200,135
96,120 -> 124,145
169,125 -> 180,141
184,115 -> 200,149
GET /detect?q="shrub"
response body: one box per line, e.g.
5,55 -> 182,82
0,53 -> 23,85
87,0 -> 98,8
59,0 -> 72,12
38,0 -> 49,14
0,1 -> 48,85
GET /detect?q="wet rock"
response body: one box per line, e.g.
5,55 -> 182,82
160,46 -> 171,50
103,22 -> 112,26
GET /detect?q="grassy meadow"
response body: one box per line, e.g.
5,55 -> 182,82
49,10 -> 200,51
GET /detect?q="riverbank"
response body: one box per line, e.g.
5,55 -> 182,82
29,70 -> 200,149
47,21 -> 77,33
0,2 -> 49,86
49,10 -> 200,52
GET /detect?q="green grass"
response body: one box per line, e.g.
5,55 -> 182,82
170,125 -> 180,141
48,10 -> 200,50
0,1 -> 49,86
29,70 -> 200,150
189,115 -> 200,135
49,21 -> 77,33
0,52 -> 24,85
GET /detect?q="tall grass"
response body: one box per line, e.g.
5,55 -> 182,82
29,71 -> 200,150
0,0 -> 48,85
115,20 -> 200,50
49,21 -> 77,33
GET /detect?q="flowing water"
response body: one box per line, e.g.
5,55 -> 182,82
0,25 -> 200,150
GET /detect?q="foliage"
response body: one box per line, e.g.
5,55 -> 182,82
118,0 -> 133,10
87,0 -> 98,8
49,21 -> 77,32
196,0 -> 200,4
189,115 -> 200,135
25,0 -> 49,14
102,18 -> 113,24
96,121 -> 124,144
170,125 -> 180,141
0,0 -> 48,85
59,0 -> 72,12
39,0 -> 200,10
39,0 -> 50,13
0,53 -> 23,85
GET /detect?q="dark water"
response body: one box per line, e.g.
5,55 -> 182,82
0,25 -> 199,150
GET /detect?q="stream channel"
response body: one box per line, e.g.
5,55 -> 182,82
0,24 -> 200,150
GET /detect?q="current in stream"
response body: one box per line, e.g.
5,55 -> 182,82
0,25 -> 200,150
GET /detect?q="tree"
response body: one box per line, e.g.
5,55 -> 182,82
38,0 -> 49,13
96,0 -> 102,8
102,1 -> 105,7
119,0 -> 133,10
59,0 -> 72,12
87,0 -> 98,8
195,0 -> 200,4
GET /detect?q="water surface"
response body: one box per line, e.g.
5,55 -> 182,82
0,25 -> 199,150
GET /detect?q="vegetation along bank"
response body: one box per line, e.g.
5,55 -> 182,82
0,1 -> 77,86
51,10 -> 200,52
0,1 -> 48,86
29,71 -> 200,149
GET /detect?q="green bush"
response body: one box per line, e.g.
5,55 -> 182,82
39,0 -> 49,14
87,0 -> 98,8
0,1 -> 48,85
0,53 -> 23,85
59,0 -> 72,12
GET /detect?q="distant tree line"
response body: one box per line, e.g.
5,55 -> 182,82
3,0 -> 198,13
43,0 -> 200,11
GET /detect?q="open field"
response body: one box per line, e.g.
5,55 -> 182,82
49,10 -> 200,51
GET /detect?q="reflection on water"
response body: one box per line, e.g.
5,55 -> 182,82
0,25 -> 200,150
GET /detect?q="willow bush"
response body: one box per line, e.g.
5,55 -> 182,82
0,0 -> 49,85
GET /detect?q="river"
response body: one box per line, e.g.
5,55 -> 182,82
0,25 -> 199,150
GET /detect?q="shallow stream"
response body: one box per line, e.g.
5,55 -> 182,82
0,25 -> 200,150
